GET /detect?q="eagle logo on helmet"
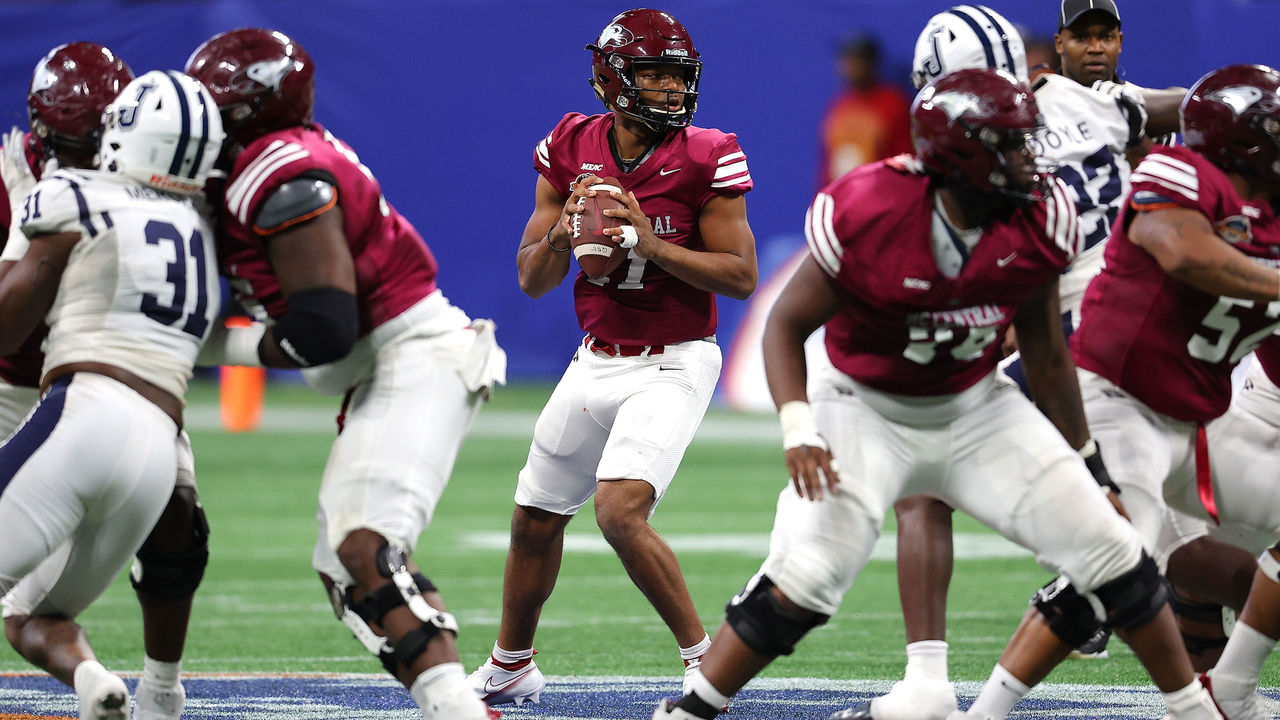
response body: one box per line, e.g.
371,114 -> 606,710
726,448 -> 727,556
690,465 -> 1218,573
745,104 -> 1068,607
597,23 -> 636,50
235,56 -> 295,94
1208,86 -> 1265,120
923,89 -> 984,124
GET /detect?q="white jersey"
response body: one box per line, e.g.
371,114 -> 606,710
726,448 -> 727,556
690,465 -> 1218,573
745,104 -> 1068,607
1031,74 -> 1145,318
20,169 -> 218,399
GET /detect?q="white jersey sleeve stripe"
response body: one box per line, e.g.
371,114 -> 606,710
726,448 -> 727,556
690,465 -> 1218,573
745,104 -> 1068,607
717,151 -> 745,165
535,134 -> 551,169
227,140 -> 300,218
230,146 -> 311,224
714,161 -> 749,180
804,193 -> 842,277
711,174 -> 752,189
1144,152 -> 1198,177
1132,155 -> 1200,198
1130,172 -> 1199,202
1047,177 -> 1082,258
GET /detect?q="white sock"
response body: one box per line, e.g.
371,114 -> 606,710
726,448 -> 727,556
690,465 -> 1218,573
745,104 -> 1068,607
969,664 -> 1029,720
411,661 -> 487,719
687,667 -> 731,709
491,643 -> 534,666
73,660 -> 109,692
142,656 -> 181,686
1163,680 -> 1210,715
904,640 -> 949,683
1212,621 -> 1276,692
680,634 -> 712,662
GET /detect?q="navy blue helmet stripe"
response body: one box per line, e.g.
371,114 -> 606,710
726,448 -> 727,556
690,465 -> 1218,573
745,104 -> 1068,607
65,179 -> 97,238
966,4 -> 1018,75
187,74 -> 209,179
948,6 -> 997,70
163,71 -> 193,178
0,375 -> 72,499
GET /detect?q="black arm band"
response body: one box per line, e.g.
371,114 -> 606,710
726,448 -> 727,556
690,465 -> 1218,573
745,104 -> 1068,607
545,225 -> 570,253
1081,439 -> 1122,495
271,287 -> 359,367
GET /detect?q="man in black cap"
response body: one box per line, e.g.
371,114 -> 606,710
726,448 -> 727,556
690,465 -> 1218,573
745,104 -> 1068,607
1056,0 -> 1123,86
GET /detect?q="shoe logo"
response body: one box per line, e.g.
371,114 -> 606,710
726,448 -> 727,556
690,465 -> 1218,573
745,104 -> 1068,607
659,167 -> 682,176
483,669 -> 532,695
997,252 -> 1018,267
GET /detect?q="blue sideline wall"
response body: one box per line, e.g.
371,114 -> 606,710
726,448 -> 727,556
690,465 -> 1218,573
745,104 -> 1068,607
0,0 -> 1274,382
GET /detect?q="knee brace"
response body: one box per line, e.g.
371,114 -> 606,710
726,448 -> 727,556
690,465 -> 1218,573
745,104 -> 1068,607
1031,575 -> 1105,648
329,544 -> 458,674
130,500 -> 211,601
724,574 -> 829,657
1170,584 -> 1235,672
1093,552 -> 1170,632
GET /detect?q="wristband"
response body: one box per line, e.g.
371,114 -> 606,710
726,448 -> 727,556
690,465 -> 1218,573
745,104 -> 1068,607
545,225 -> 570,253
197,319 -> 265,367
779,400 -> 827,452
1079,438 -> 1121,494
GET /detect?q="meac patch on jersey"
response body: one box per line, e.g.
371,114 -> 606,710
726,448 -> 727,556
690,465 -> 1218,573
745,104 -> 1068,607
21,168 -> 219,398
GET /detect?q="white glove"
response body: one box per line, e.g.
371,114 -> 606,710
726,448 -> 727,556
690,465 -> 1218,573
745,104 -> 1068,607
1092,80 -> 1149,145
1,127 -> 35,213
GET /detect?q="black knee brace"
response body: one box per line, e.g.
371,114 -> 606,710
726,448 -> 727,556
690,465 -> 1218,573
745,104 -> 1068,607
724,575 -> 829,657
1095,553 -> 1169,632
130,500 -> 210,601
1170,584 -> 1234,671
1032,575 -> 1105,648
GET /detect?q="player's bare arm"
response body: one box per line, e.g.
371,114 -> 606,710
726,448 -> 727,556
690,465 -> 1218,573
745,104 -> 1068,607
1131,206 -> 1280,301
603,191 -> 757,299
516,174 -> 597,298
1012,278 -> 1089,449
763,256 -> 841,501
259,206 -> 359,368
0,230 -> 76,355
1140,87 -> 1187,137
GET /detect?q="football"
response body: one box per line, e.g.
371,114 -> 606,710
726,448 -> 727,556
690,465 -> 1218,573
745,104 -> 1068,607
570,177 -> 630,280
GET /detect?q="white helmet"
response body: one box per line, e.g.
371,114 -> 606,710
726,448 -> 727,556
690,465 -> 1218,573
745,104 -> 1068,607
100,70 -> 225,196
912,5 -> 1028,90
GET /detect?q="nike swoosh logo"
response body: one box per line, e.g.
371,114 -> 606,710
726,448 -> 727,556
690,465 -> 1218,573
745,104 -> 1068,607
483,669 -> 532,695
659,168 -> 682,176
997,252 -> 1018,267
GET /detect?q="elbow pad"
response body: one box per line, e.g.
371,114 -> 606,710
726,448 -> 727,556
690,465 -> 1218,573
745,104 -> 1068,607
271,287 -> 359,367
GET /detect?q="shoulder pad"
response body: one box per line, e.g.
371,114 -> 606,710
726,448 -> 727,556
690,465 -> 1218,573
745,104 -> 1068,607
254,176 -> 337,235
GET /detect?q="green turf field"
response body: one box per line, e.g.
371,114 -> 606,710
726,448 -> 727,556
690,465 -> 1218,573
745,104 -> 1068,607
1,379 -> 1274,690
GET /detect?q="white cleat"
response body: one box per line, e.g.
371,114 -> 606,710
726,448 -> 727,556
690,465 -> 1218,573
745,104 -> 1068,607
75,663 -> 129,720
653,699 -> 711,719
131,678 -> 185,720
1201,672 -> 1265,720
840,678 -> 956,720
468,657 -> 544,706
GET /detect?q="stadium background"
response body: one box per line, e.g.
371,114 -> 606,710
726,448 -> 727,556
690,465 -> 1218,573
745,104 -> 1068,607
0,0 -> 1276,384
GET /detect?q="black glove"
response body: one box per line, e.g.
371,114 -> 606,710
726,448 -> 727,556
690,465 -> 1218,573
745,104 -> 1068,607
1081,439 -> 1121,495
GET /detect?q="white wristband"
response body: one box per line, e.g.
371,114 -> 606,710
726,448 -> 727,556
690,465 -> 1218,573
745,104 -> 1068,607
1078,437 -> 1098,459
618,225 -> 639,249
196,321 -> 266,367
778,400 -> 827,451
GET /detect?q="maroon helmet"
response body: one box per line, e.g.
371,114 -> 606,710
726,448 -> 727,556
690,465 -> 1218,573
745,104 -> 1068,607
28,42 -> 133,160
587,9 -> 701,131
1182,64 -> 1280,189
912,67 -> 1047,204
184,28 -> 314,147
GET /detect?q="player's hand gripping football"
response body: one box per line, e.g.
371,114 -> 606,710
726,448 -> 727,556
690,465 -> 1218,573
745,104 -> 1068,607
600,188 -> 655,256
550,173 -> 604,250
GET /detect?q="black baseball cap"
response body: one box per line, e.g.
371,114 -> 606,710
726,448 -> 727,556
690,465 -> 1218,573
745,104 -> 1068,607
1059,0 -> 1121,30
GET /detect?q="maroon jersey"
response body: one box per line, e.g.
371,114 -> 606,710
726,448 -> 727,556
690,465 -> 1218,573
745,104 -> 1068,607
1073,146 -> 1280,422
1255,338 -> 1280,388
0,156 -> 44,388
218,124 -> 438,334
535,112 -> 752,345
809,157 -> 1080,396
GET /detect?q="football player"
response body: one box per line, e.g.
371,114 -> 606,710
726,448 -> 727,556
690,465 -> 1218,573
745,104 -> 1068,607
949,63 -> 1280,720
655,68 -> 1223,720
0,70 -> 222,720
186,28 -> 505,720
0,44 -> 212,720
466,7 -> 756,708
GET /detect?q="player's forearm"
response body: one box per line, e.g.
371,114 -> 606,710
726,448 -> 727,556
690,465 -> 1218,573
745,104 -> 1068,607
1160,242 -> 1280,302
763,321 -> 812,408
1140,87 -> 1186,138
516,230 -> 571,298
642,240 -> 756,299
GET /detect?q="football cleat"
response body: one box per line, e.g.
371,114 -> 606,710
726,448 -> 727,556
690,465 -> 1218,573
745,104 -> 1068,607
76,665 -> 129,720
130,677 -> 185,720
468,656 -> 545,706
653,699 -> 712,719
1201,671 -> 1265,720
830,678 -> 956,720
682,656 -> 729,713
1067,627 -> 1111,660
